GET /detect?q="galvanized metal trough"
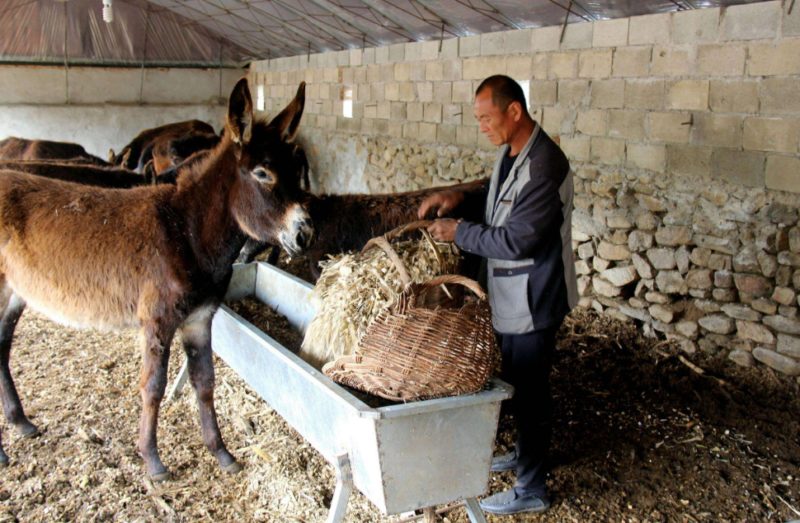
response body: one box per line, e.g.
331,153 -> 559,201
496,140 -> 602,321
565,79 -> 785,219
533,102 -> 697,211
175,261 -> 512,522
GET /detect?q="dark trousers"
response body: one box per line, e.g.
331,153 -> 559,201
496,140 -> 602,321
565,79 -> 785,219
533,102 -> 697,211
498,325 -> 559,497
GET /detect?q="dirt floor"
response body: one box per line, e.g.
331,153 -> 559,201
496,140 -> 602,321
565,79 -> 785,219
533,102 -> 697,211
1,258 -> 798,522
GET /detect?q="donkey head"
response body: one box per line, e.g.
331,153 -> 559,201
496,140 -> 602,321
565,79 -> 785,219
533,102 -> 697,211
226,79 -> 314,257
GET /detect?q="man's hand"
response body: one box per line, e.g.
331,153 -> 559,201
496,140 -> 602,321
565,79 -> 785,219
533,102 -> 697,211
427,218 -> 461,242
417,190 -> 465,219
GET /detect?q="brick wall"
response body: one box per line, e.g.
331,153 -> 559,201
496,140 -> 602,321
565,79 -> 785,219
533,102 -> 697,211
251,1 -> 800,379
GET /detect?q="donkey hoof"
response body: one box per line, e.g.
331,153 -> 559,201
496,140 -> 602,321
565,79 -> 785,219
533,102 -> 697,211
222,460 -> 243,474
17,422 -> 39,438
149,470 -> 171,482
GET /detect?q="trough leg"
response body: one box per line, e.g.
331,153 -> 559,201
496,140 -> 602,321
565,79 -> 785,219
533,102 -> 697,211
138,322 -> 174,481
166,357 -> 190,402
180,310 -> 240,474
463,498 -> 488,523
0,292 -> 38,438
326,453 -> 353,523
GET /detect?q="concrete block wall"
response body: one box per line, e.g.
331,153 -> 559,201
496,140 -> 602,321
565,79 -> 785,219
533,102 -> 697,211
252,1 -> 800,379
0,65 -> 242,157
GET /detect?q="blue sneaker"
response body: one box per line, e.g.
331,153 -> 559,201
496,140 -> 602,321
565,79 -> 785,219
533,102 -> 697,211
479,487 -> 551,515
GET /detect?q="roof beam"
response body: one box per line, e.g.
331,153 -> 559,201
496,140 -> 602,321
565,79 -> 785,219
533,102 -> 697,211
359,0 -> 459,40
272,1 -> 374,49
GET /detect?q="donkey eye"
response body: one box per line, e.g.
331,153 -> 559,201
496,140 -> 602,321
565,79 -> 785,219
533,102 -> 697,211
252,167 -> 276,184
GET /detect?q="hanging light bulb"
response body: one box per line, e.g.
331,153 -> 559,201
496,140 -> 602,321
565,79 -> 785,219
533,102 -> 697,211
102,0 -> 113,23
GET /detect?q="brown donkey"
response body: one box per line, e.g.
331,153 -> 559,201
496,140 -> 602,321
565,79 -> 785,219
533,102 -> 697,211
0,78 -> 314,480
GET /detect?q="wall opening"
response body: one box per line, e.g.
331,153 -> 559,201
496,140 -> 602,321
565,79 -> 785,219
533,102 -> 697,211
342,86 -> 353,118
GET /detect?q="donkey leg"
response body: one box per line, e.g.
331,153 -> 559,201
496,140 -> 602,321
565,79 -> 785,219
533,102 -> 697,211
138,323 -> 174,481
180,307 -> 240,474
0,292 -> 38,437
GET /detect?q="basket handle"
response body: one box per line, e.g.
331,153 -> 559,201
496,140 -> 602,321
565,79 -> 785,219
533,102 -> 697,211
382,220 -> 434,241
361,235 -> 412,287
417,274 -> 488,301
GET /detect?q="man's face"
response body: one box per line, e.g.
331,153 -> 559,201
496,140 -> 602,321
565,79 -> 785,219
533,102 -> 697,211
473,88 -> 515,146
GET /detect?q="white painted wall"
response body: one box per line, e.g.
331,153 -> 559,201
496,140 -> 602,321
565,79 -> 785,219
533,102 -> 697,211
0,65 -> 244,157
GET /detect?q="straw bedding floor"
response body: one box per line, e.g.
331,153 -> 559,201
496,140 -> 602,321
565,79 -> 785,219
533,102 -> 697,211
0,262 -> 798,522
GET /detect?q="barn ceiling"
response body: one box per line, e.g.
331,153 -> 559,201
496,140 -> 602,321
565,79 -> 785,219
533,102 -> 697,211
0,0 -> 775,67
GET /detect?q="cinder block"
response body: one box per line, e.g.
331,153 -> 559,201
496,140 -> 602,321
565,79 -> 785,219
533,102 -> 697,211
423,102 -> 442,123
667,80 -> 709,111
464,57 -> 503,80
561,22 -> 594,50
481,31 -> 505,56
590,137 -> 626,164
720,1 -> 780,41
370,82 -> 385,102
766,155 -> 800,193
612,46 -> 652,77
394,63 -> 411,82
576,109 -> 608,136
648,112 -> 691,143
452,80 -> 473,103
629,12 -> 671,45
531,25 -> 561,52
389,43 -> 405,62
403,122 -> 420,139
420,41 -> 441,61
549,52 -> 579,78
608,110 -> 646,140
558,79 -> 590,107
418,122 -> 437,142
409,64 -> 426,82
530,80 -> 557,106
440,38 -> 459,60
697,44 -> 746,76
363,103 -> 377,119
748,39 -> 800,76
377,101 -> 391,119
591,79 -> 625,108
375,46 -> 390,64
760,78 -> 800,114
405,41 -> 423,62
399,82 -> 415,101
433,83 -> 452,104
456,125 -> 478,146
667,144 -> 712,177
543,106 -> 573,135
743,117 -> 800,153
712,149 -> 766,187
560,135 -> 591,161
507,56 -> 532,79
354,67 -> 367,84
459,35 -> 482,57
650,46 -> 692,77
785,2 -> 800,36
349,49 -> 363,67
533,53 -> 549,79
709,80 -> 759,113
416,82 -> 433,102
438,124 -> 457,144
505,29 -> 533,55
579,49 -> 613,78
426,62 -> 444,82
692,113 -> 743,148
393,101 -> 410,120
627,143 -> 666,172
593,18 -> 629,48
625,80 -> 666,110
442,103 -> 462,125
672,8 -> 720,44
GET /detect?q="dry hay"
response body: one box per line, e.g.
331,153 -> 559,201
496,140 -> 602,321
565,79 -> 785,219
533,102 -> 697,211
299,233 -> 460,369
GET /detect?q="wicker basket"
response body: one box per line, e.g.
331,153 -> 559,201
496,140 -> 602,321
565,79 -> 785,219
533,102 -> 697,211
322,273 -> 499,402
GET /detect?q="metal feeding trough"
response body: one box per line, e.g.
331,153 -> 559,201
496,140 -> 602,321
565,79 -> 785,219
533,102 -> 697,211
175,262 -> 512,522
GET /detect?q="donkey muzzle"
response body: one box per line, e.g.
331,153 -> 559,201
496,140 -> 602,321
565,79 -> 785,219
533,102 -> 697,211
279,210 -> 315,257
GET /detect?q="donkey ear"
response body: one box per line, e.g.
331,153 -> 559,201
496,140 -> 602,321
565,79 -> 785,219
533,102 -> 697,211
227,78 -> 254,145
269,81 -> 305,143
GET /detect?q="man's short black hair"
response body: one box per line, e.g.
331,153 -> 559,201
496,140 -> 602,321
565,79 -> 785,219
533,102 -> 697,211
476,75 -> 527,112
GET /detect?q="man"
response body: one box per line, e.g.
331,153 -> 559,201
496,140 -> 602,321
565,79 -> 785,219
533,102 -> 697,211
417,75 -> 578,515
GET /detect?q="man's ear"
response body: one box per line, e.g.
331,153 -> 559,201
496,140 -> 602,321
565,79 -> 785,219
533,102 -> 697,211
509,100 -> 524,122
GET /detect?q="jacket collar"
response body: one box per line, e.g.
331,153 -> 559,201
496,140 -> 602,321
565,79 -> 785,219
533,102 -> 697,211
487,123 -> 541,221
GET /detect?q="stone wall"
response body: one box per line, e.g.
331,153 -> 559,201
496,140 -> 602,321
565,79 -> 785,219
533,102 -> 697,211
251,1 -> 800,380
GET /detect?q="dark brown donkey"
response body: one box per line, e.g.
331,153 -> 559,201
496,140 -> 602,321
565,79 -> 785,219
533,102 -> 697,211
0,78 -> 314,480
0,137 -> 109,165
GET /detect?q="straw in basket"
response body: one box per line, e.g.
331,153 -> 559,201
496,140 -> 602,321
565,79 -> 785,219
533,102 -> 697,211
323,273 -> 499,402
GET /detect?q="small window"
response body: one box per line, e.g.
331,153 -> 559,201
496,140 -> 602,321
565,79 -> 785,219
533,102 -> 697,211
342,87 -> 353,118
256,84 -> 265,112
518,79 -> 531,111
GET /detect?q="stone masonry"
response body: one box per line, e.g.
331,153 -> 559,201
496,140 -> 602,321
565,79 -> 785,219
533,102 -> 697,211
251,1 -> 800,380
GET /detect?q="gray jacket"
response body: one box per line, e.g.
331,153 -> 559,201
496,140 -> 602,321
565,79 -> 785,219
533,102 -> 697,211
455,124 -> 578,334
